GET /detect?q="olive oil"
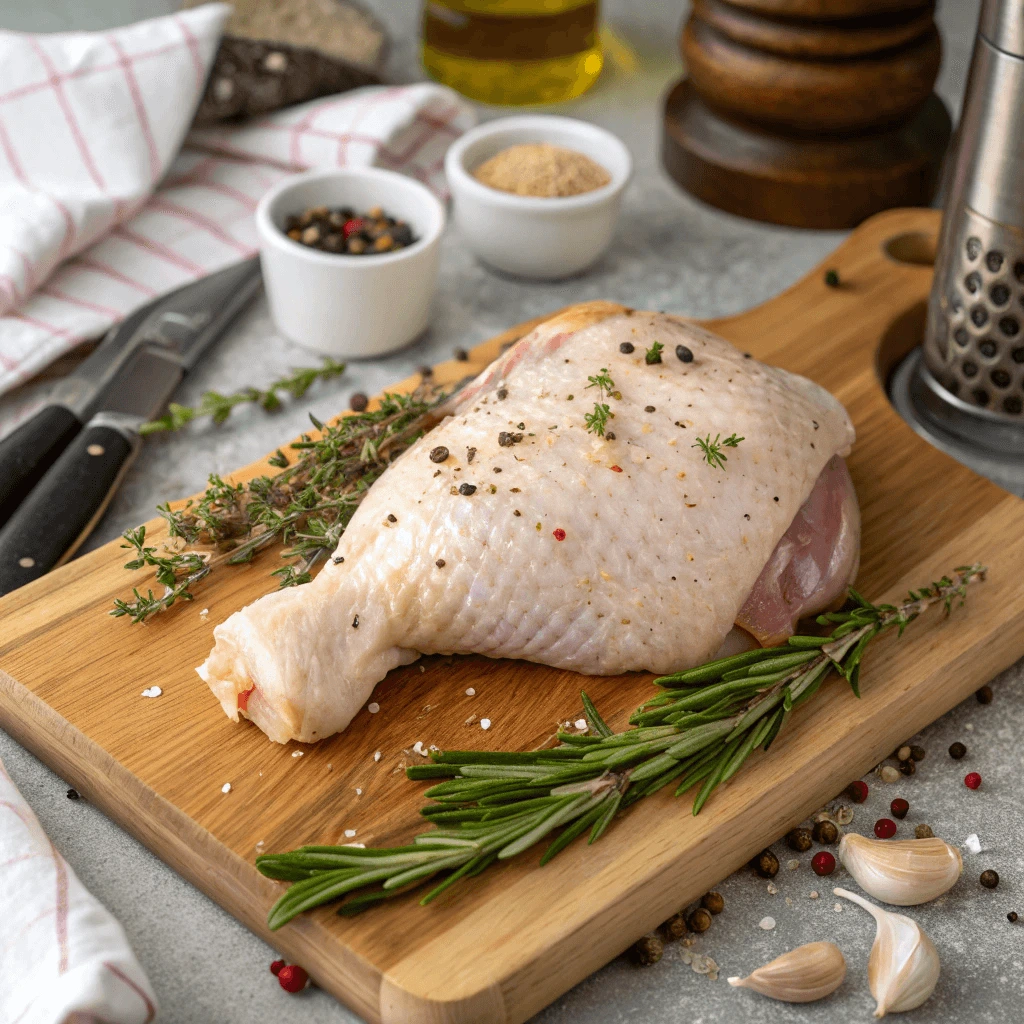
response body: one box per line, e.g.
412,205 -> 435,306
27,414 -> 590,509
421,0 -> 602,106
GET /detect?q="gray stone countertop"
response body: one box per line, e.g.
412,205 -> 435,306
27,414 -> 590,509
3,1 -> 1022,1022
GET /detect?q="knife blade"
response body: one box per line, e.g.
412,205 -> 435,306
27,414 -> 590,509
0,258 -> 262,595
0,257 -> 261,526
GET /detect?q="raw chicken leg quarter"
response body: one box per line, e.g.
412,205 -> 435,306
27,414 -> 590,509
198,304 -> 859,744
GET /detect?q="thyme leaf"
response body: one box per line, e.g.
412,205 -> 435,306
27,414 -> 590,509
584,368 -> 616,436
139,358 -> 347,435
692,432 -> 744,470
645,340 -> 664,364
257,563 -> 985,928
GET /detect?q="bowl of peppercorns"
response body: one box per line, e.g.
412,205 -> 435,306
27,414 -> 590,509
256,167 -> 445,356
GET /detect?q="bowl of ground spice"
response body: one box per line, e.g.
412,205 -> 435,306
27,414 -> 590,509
445,115 -> 631,280
256,167 -> 445,356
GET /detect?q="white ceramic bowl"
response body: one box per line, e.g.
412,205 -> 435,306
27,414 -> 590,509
256,168 -> 445,357
445,115 -> 632,280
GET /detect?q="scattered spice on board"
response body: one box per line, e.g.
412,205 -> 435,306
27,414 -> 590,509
473,143 -> 610,198
949,741 -> 967,759
628,933 -> 664,966
980,869 -> 999,889
284,204 -> 415,255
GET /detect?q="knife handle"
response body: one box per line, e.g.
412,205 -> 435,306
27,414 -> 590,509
0,404 -> 83,526
0,415 -> 140,595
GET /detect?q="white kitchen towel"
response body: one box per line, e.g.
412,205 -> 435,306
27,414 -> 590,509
0,11 -> 475,403
0,757 -> 157,1024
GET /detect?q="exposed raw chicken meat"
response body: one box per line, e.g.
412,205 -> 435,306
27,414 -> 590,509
198,305 -> 857,744
736,455 -> 860,646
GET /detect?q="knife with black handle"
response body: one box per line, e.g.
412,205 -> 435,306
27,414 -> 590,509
0,258 -> 261,596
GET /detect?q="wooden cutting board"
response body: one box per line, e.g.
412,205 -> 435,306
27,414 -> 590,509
3,207 -> 1024,1023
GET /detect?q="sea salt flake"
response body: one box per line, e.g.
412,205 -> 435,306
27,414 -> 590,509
574,719 -> 588,731
355,788 -> 362,796
367,702 -> 380,714
327,763 -> 333,771
292,750 -> 303,758
412,740 -> 429,757
199,608 -> 209,621
834,903 -> 843,913
466,687 -> 476,696
767,882 -> 778,895
787,859 -> 800,871
680,949 -> 693,964
141,686 -> 162,698
964,833 -> 983,854
344,829 -> 357,838
809,891 -> 819,899
785,897 -> 793,907
221,783 -> 231,794
480,718 -> 492,730
965,723 -> 975,732
343,842 -> 365,848
759,916 -> 775,931
373,751 -> 381,761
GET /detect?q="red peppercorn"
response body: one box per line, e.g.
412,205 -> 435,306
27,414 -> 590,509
277,964 -> 308,993
890,798 -> 909,820
811,851 -> 836,876
874,818 -> 897,839
342,218 -> 364,238
965,772 -> 982,790
552,528 -> 566,541
270,959 -> 285,976
846,780 -> 869,803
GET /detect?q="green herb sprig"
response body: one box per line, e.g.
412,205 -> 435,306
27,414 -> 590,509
139,358 -> 347,435
692,432 -> 744,471
645,340 -> 664,365
112,387 -> 448,623
584,367 -> 615,437
257,564 -> 985,929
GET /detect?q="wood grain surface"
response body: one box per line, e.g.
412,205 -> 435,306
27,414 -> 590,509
3,208 -> 1024,1023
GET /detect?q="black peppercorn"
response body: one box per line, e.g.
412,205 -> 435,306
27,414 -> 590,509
645,405 -> 656,413
787,827 -> 813,852
418,364 -> 433,378
619,341 -> 634,354
66,788 -> 80,801
496,388 -> 508,400
605,432 -> 616,440
981,869 -> 1000,889
349,392 -> 369,412
898,758 -> 916,776
825,269 -> 840,287
812,820 -> 840,845
1008,912 -> 1019,923
658,912 -> 688,941
909,745 -> 926,761
628,933 -> 664,966
976,684 -> 993,704
429,446 -> 449,463
454,347 -> 469,361
753,849 -> 779,878
687,907 -> 713,933
435,559 -> 445,568
458,483 -> 477,496
386,513 -> 397,523
675,344 -> 693,363
701,891 -> 724,915
949,741 -> 967,760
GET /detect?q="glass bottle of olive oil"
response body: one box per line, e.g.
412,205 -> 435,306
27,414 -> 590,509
421,1 -> 602,106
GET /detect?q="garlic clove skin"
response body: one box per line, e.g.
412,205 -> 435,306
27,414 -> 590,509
839,833 -> 962,906
728,941 -> 846,1003
834,887 -> 940,1017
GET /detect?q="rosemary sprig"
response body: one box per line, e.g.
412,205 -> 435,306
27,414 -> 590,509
692,432 -> 743,470
257,564 -> 985,929
139,358 -> 347,434
112,386 -> 447,622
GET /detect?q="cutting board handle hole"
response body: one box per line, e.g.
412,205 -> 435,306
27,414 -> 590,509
884,232 -> 936,267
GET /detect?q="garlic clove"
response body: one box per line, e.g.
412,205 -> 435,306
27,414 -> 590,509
834,887 -> 940,1017
839,833 -> 962,906
728,941 -> 846,1003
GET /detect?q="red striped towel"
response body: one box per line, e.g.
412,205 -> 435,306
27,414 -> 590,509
0,5 -> 474,400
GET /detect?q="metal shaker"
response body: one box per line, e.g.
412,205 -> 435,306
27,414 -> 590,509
923,0 -> 1024,427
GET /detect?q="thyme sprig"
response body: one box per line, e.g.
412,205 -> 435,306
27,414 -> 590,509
257,563 -> 985,929
645,340 -> 664,365
584,367 -> 615,437
112,386 -> 448,622
693,432 -> 744,470
139,358 -> 347,435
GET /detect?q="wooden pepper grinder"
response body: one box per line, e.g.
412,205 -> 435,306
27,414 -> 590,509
661,0 -> 952,229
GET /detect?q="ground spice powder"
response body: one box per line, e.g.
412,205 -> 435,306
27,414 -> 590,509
473,143 -> 610,198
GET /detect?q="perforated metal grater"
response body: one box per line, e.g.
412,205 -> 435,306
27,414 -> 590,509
923,0 -> 1024,428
